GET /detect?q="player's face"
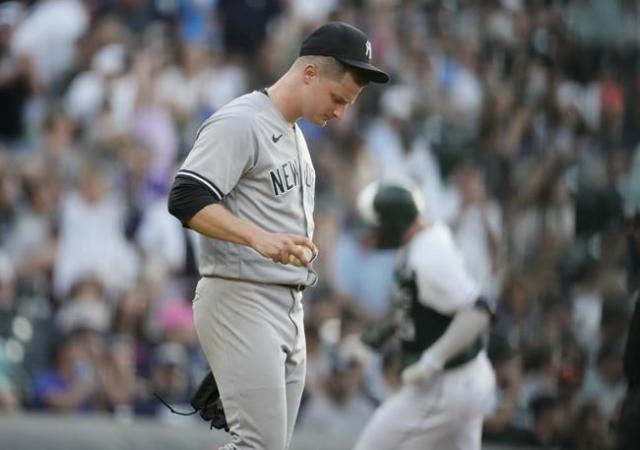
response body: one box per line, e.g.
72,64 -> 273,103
303,69 -> 363,126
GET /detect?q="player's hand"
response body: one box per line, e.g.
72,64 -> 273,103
251,232 -> 317,267
401,353 -> 444,386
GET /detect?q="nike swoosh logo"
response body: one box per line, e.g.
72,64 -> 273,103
272,133 -> 283,143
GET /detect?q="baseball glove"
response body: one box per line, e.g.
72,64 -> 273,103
191,370 -> 229,432
156,370 -> 229,432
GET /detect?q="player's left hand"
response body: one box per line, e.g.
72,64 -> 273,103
401,353 -> 444,385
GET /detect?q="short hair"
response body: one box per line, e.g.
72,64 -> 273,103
297,55 -> 370,87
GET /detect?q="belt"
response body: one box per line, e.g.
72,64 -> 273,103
278,283 -> 307,292
201,274 -> 307,292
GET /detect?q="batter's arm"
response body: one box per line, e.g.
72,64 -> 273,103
402,300 -> 491,384
422,300 -> 491,366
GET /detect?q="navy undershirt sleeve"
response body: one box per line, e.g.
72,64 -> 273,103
168,175 -> 220,225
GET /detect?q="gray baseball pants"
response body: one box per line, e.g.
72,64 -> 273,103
192,277 -> 306,450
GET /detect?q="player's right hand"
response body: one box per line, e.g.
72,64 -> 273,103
250,232 -> 318,267
401,352 -> 444,385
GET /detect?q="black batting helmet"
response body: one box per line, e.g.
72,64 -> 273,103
356,180 -> 424,249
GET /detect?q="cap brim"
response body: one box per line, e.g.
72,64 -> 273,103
336,57 -> 389,83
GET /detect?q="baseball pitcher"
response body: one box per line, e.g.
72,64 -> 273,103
167,22 -> 388,450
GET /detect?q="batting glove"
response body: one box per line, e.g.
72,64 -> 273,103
401,353 -> 444,385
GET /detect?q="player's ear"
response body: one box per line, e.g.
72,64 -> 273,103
302,63 -> 319,84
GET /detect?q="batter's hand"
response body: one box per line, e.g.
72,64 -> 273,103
401,353 -> 444,385
251,232 -> 317,267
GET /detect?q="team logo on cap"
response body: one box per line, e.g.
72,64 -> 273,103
365,40 -> 372,61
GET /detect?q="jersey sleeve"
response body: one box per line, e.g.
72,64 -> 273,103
167,175 -> 219,225
411,226 -> 480,316
176,113 -> 258,199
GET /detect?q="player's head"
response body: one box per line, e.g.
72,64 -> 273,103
356,180 -> 424,249
296,22 -> 389,126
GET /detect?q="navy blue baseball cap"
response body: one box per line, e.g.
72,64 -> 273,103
299,22 -> 389,84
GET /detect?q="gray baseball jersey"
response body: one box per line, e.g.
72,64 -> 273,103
176,91 -> 317,286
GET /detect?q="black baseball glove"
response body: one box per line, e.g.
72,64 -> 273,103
191,370 -> 229,432
156,370 -> 229,432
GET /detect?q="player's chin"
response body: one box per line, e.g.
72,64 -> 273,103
310,115 -> 330,127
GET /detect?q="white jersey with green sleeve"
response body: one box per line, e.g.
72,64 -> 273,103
176,91 -> 317,286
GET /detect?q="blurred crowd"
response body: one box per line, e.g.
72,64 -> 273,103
0,0 -> 639,448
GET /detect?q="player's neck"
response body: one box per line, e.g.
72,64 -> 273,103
266,76 -> 301,124
402,219 -> 428,245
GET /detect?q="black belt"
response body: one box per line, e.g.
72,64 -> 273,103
278,283 -> 307,292
201,275 -> 306,292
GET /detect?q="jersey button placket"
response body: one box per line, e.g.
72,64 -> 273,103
293,125 -> 311,238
